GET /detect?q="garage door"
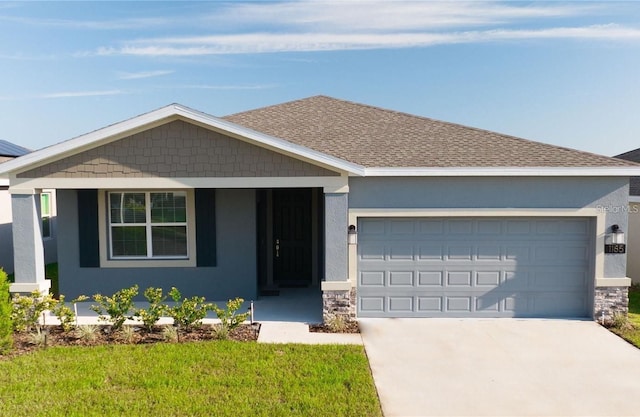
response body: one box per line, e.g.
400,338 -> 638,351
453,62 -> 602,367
357,217 -> 592,318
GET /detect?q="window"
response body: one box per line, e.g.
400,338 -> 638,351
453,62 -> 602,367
41,192 -> 51,239
109,191 -> 188,259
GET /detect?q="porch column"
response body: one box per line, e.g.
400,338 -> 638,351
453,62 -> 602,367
321,191 -> 355,322
9,189 -> 49,294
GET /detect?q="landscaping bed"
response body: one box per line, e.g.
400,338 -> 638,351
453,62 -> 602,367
6,323 -> 259,359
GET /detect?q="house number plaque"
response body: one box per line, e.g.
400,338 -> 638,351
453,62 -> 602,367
604,244 -> 626,254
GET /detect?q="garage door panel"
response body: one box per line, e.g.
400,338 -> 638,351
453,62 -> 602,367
358,217 -> 592,318
389,271 -> 414,286
389,297 -> 413,312
418,271 -> 443,286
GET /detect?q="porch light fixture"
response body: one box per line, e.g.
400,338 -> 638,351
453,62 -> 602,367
348,225 -> 357,245
606,224 -> 625,245
604,224 -> 626,254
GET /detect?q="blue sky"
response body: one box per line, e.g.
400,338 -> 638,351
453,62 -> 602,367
1,1 -> 639,157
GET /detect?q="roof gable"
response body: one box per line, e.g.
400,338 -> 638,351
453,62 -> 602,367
17,120 -> 339,179
225,96 -> 637,169
0,103 -> 361,177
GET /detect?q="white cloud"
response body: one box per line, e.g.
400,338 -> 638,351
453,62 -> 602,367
214,1 -> 598,32
0,14 -> 169,30
117,70 -> 174,80
95,24 -> 640,57
40,90 -> 125,99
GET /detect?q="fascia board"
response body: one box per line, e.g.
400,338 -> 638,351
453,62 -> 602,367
364,167 -> 640,177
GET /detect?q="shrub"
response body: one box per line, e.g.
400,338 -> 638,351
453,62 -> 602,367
51,295 -> 88,332
164,287 -> 213,331
0,269 -> 12,354
212,298 -> 250,333
90,285 -> 139,330
11,291 -> 56,333
135,287 -> 167,331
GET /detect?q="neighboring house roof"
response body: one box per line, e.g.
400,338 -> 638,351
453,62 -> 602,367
1,96 -> 639,179
225,96 -> 635,169
0,139 -> 30,157
615,148 -> 640,196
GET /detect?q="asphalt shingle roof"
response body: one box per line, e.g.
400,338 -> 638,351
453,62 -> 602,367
0,139 -> 30,157
224,96 -> 634,169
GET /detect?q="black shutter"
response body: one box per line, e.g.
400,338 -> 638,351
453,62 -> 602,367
195,189 -> 216,267
77,189 -> 100,267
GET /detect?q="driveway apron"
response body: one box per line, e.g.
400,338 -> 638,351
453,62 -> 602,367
360,318 -> 640,417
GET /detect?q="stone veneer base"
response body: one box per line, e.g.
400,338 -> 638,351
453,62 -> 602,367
594,286 -> 629,323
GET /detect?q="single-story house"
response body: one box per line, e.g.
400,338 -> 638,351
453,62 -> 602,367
0,96 -> 637,321
0,139 -> 57,274
614,148 -> 640,284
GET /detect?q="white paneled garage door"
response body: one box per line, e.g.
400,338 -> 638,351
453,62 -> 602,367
357,217 -> 592,318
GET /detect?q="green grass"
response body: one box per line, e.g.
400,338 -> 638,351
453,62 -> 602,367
610,286 -> 640,348
0,342 -> 382,417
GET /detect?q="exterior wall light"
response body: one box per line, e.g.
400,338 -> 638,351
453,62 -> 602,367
605,224 -> 626,254
348,224 -> 357,245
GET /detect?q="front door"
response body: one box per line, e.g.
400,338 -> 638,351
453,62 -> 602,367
272,188 -> 312,286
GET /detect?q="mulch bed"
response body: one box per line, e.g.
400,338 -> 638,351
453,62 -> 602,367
3,324 -> 260,359
309,321 -> 360,334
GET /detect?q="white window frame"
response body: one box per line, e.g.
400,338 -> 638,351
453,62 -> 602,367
98,189 -> 197,268
41,191 -> 52,240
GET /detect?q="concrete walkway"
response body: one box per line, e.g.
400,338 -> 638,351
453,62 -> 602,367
360,318 -> 640,417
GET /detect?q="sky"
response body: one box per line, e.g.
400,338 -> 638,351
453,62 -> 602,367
0,1 -> 639,157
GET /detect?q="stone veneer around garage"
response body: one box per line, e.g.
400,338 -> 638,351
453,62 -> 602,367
322,288 -> 356,323
594,286 -> 629,323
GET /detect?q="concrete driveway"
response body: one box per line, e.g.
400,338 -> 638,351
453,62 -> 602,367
360,318 -> 640,417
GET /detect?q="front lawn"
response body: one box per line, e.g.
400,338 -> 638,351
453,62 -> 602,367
0,342 -> 382,417
609,285 -> 640,348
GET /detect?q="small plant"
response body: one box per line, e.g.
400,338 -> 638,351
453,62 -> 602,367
76,325 -> 99,342
135,287 -> 167,331
325,314 -> 348,332
51,295 -> 88,332
0,268 -> 13,354
90,285 -> 139,330
11,291 -> 56,333
211,324 -> 230,340
161,325 -> 179,342
28,327 -> 47,347
212,298 -> 249,333
609,312 -> 634,331
164,287 -> 213,331
119,326 -> 137,344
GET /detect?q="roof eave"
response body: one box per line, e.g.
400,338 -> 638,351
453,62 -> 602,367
364,167 -> 640,176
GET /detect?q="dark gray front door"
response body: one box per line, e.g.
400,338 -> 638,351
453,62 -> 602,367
273,189 -> 312,286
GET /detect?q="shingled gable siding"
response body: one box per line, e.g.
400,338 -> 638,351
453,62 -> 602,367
17,120 -> 339,178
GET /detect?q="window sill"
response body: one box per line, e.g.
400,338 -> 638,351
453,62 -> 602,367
100,258 -> 196,268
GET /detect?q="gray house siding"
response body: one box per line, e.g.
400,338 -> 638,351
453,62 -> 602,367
348,176 -> 629,278
56,188 -> 257,300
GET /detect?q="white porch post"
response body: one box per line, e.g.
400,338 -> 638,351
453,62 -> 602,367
9,189 -> 50,294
